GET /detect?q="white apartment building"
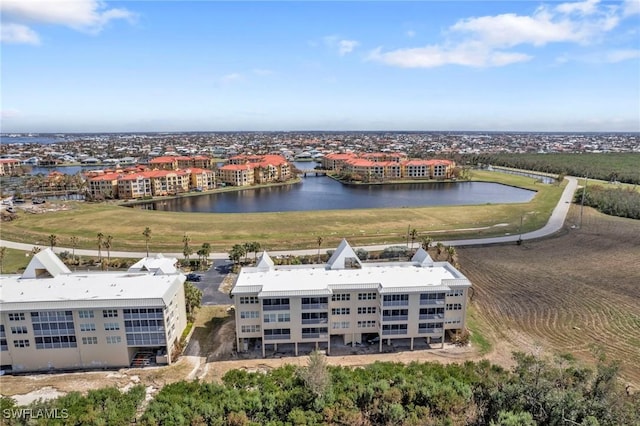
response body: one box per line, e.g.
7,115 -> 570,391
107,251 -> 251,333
231,240 -> 471,357
0,250 -> 187,373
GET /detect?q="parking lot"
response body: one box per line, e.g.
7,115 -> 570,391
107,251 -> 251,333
186,260 -> 234,305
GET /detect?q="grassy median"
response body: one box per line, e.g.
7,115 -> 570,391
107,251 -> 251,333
0,171 -> 565,252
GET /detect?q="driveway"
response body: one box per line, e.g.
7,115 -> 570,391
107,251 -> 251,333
186,259 -> 234,305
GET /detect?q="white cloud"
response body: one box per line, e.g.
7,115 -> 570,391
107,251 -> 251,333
1,0 -> 135,44
606,49 -> 640,62
555,0 -> 600,16
406,30 -> 416,38
338,39 -> 359,56
368,43 -> 531,68
323,35 -> 359,56
371,0 -> 633,68
1,109 -> 22,119
1,23 -> 40,45
623,0 -> 640,16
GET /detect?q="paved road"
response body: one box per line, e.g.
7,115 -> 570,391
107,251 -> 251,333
187,260 -> 234,305
0,177 -> 578,258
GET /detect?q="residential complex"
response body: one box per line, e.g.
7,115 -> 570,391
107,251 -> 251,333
218,154 -> 292,186
0,250 -> 187,373
0,158 -> 21,176
322,153 -> 456,182
231,240 -> 471,357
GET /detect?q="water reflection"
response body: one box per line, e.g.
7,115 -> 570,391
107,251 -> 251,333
133,177 -> 536,213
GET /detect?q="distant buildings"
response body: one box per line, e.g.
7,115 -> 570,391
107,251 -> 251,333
0,159 -> 21,176
231,240 -> 471,357
0,250 -> 187,373
322,152 -> 456,181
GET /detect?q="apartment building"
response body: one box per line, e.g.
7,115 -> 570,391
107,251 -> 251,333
0,159 -> 21,176
222,154 -> 292,186
322,153 -> 455,181
88,172 -> 121,199
231,240 -> 471,357
0,250 -> 187,373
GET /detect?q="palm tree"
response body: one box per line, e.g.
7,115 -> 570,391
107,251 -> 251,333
70,236 -> 79,259
436,242 -> 444,260
199,242 -> 211,268
182,234 -> 193,263
316,236 -> 323,263
249,241 -> 261,262
142,227 -> 152,257
447,246 -> 457,263
409,229 -> 418,251
48,234 -> 58,250
421,236 -> 433,251
103,235 -> 113,268
228,244 -> 246,265
243,242 -> 252,263
97,232 -> 104,261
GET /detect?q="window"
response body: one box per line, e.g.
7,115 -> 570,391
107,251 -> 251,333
357,320 -> 376,328
262,298 -> 290,310
80,323 -> 96,332
358,293 -> 377,300
106,336 -> 122,344
331,321 -> 350,329
420,293 -> 446,304
10,326 -> 28,334
446,289 -> 464,297
104,322 -> 120,331
13,339 -> 30,348
446,303 -> 463,311
8,313 -> 25,321
82,336 -> 98,345
263,328 -> 290,339
240,311 -> 260,319
78,310 -> 94,319
331,293 -> 350,301
239,296 -> 258,304
331,308 -> 350,315
264,313 -> 290,323
241,325 -> 261,333
103,309 -> 118,318
357,307 -> 376,315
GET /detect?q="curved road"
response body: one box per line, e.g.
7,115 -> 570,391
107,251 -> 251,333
0,177 -> 578,259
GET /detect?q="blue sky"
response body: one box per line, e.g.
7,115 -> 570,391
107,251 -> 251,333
1,0 -> 639,132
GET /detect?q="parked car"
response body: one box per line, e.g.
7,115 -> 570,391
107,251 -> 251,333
32,198 -> 46,204
186,273 -> 201,282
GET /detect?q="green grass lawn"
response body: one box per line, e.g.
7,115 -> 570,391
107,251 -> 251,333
0,247 -> 32,274
0,171 -> 566,253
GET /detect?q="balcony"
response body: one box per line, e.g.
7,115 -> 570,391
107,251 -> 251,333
381,329 -> 407,336
301,318 -> 328,325
382,300 -> 409,307
302,333 -> 328,339
263,305 -> 290,311
420,299 -> 445,306
301,303 -> 328,310
418,328 -> 443,334
419,314 -> 444,320
264,334 -> 291,341
382,315 -> 408,322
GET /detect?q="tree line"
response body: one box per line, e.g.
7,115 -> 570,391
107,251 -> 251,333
456,153 -> 640,185
2,352 -> 638,425
575,185 -> 640,220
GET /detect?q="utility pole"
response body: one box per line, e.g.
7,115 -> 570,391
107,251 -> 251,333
406,225 -> 410,248
579,174 -> 588,228
517,214 -> 523,245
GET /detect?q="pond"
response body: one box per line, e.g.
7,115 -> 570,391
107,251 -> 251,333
132,177 -> 536,213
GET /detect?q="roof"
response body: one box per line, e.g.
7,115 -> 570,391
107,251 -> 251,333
22,248 -> 71,279
128,254 -> 179,275
1,252 -> 185,311
326,239 -> 362,270
231,240 -> 470,297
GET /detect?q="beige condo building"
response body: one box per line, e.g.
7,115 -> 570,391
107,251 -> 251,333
231,240 -> 471,357
0,250 -> 187,373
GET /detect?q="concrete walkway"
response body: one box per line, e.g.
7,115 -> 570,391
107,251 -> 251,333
0,177 -> 578,260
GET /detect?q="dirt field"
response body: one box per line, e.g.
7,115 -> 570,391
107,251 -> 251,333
1,205 -> 638,401
458,205 -> 640,387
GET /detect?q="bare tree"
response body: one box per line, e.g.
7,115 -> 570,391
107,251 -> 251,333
48,234 -> 58,250
316,236 -> 323,263
97,232 -> 104,262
